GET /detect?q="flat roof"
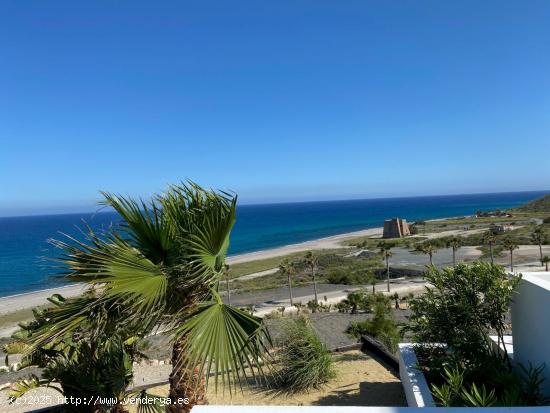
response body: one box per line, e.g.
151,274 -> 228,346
522,272 -> 550,292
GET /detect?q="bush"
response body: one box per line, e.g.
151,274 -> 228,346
3,296 -> 153,412
408,262 -> 520,370
324,261 -> 381,285
543,217 -> 550,224
346,293 -> 402,352
407,263 -> 549,407
274,317 -> 336,393
431,363 -> 550,407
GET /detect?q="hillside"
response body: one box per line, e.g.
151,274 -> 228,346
515,193 -> 550,212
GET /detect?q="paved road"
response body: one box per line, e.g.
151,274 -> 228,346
229,277 -> 428,316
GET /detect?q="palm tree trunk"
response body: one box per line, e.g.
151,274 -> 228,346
386,258 -> 390,292
288,274 -> 293,306
546,262 -> 549,271
452,248 -> 456,267
489,243 -> 494,264
510,251 -> 514,272
429,253 -> 433,265
312,268 -> 318,304
539,244 -> 543,262
168,336 -> 207,413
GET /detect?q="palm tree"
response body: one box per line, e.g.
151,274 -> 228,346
280,259 -> 296,307
415,241 -> 439,265
365,272 -> 377,294
34,183 -> 271,413
378,242 -> 393,292
446,237 -> 462,267
304,251 -> 319,304
531,226 -> 546,263
542,256 -> 550,271
482,231 -> 497,264
223,264 -> 231,305
502,237 -> 520,272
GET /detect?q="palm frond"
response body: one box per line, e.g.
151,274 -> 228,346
100,192 -> 173,264
8,375 -> 45,402
129,390 -> 165,413
186,197 -> 236,284
172,293 -> 272,393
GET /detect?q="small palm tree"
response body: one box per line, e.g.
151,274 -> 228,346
482,231 -> 497,264
378,242 -> 394,292
304,251 -> 319,304
542,256 -> 550,271
280,259 -> 296,307
33,183 -> 271,412
415,241 -> 439,265
502,237 -> 520,272
365,272 -> 377,294
446,237 -> 462,267
531,226 -> 546,263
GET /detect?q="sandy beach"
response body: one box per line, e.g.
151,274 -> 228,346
0,227 -> 382,317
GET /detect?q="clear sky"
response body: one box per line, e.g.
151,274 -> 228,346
1,1 -> 549,216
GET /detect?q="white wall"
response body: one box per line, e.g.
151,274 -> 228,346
397,343 -> 435,407
511,273 -> 550,395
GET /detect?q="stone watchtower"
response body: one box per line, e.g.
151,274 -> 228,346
383,218 -> 411,239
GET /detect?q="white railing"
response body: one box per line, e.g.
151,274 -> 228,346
194,407 -> 550,412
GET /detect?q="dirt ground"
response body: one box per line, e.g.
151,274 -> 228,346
135,350 -> 406,409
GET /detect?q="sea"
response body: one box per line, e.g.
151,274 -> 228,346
0,191 -> 547,298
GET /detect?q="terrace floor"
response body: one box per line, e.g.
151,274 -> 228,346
137,350 -> 406,409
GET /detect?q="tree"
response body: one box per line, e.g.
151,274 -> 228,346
408,263 -> 521,371
365,271 -> 377,294
304,251 -> 319,304
378,242 -> 394,292
446,237 -> 462,267
531,226 -> 546,263
280,259 -> 296,307
415,241 -> 439,265
542,256 -> 550,271
4,295 -> 154,413
502,237 -> 520,272
35,183 -> 271,412
482,231 -> 497,264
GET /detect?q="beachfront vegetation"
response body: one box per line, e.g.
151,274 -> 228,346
26,183 -> 272,412
408,263 -> 549,407
502,236 -> 520,272
304,251 -> 319,303
378,242 -> 394,292
273,317 -> 335,393
345,293 -> 402,353
409,263 -> 519,370
3,294 -> 159,413
279,259 -> 296,306
413,240 -> 440,265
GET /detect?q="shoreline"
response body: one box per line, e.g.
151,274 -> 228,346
0,226 -> 382,316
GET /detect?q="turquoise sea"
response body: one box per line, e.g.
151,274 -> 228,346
0,191 -> 547,297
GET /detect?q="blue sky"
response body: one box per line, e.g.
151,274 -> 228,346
1,1 -> 549,216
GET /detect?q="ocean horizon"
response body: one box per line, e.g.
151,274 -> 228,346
0,190 -> 547,298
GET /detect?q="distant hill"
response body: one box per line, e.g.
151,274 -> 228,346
515,193 -> 550,212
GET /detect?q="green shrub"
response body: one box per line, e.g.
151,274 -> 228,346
274,318 -> 335,393
408,262 -> 521,370
431,363 -> 550,407
407,263 -> 549,407
346,293 -> 402,352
